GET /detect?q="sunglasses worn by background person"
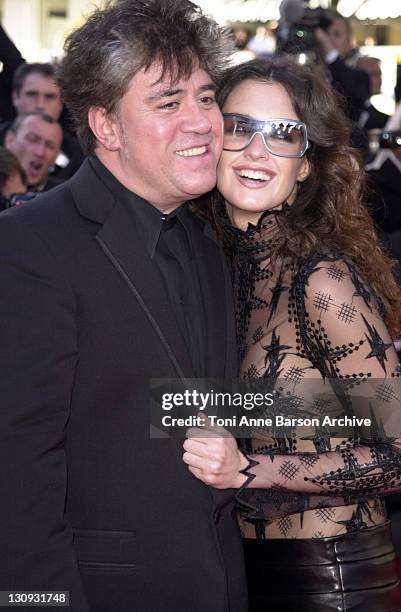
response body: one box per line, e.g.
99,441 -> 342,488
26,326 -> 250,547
223,113 -> 310,158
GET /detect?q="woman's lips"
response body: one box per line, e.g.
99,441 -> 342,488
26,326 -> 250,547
233,166 -> 276,189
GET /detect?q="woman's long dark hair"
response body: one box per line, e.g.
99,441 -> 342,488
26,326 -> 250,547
200,58 -> 401,337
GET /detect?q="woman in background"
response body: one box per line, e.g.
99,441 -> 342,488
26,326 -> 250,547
184,59 -> 401,611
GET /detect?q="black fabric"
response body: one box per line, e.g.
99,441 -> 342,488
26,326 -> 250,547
361,103 -> 389,131
327,57 -> 370,123
0,25 -> 25,122
90,156 -> 206,376
244,522 -> 401,611
368,157 -> 401,235
215,203 -> 401,539
0,159 -> 245,612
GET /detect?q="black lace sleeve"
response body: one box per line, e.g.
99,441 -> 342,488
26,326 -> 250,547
236,256 -> 401,520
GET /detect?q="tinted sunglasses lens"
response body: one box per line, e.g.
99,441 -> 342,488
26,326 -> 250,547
223,116 -> 254,150
265,122 -> 306,157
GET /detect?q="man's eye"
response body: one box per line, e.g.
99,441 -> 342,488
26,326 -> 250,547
159,101 -> 179,110
199,95 -> 215,105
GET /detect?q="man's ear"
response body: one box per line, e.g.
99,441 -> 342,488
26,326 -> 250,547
11,90 -> 20,112
88,107 -> 121,152
4,129 -> 15,151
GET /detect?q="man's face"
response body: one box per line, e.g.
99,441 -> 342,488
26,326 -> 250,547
13,72 -> 63,120
327,18 -> 351,57
6,115 -> 62,187
103,64 -> 223,212
357,58 -> 382,95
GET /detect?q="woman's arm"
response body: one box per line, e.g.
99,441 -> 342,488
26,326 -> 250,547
183,258 -> 401,510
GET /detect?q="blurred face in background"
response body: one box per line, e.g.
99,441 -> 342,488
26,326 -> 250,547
6,115 -> 62,187
327,18 -> 352,57
13,72 -> 63,120
356,57 -> 382,95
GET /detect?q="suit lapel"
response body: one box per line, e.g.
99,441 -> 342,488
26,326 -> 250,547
190,220 -> 237,378
69,160 -> 195,378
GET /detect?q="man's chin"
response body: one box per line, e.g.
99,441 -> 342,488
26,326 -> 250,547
183,177 -> 217,200
27,176 -> 43,189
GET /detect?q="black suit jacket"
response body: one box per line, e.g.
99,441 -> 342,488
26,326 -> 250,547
328,58 -> 370,122
0,160 -> 247,611
0,25 -> 24,122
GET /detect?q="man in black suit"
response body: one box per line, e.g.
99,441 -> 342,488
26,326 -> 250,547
0,1 -> 247,611
355,56 -> 389,131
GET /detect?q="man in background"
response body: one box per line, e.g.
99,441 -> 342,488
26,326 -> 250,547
326,12 -> 359,65
316,12 -> 370,123
356,56 -> 389,130
0,62 -> 84,179
5,111 -> 62,191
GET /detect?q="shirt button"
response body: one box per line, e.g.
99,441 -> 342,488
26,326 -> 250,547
212,509 -> 221,524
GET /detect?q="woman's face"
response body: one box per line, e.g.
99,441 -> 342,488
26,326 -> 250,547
217,80 -> 310,230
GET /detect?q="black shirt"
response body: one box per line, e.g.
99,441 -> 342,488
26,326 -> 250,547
89,155 -> 207,376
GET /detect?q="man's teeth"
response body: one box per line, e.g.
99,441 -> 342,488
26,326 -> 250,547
176,146 -> 207,157
238,169 -> 270,181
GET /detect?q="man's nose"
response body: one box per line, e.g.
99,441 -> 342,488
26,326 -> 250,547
35,95 -> 47,112
180,102 -> 213,134
34,141 -> 46,156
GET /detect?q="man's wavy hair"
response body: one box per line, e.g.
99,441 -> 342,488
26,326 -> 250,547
57,0 -> 233,156
207,58 -> 401,337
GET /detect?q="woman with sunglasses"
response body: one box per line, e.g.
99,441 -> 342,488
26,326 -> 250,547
184,58 -> 401,611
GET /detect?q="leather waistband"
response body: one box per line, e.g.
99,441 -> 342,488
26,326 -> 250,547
244,522 -> 401,611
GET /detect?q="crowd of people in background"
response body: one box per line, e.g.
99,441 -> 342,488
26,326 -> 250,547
0,0 -> 401,586
0,25 -> 84,207
1,11 -> 401,251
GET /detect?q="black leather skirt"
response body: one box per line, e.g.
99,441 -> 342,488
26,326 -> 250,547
243,521 -> 401,611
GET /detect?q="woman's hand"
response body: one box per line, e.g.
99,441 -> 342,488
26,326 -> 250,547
182,415 -> 249,489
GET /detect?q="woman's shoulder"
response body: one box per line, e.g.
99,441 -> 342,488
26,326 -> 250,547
291,251 -> 384,315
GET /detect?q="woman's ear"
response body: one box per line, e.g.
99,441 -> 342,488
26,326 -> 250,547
297,157 -> 310,183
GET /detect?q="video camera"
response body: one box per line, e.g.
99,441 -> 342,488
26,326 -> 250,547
368,130 -> 401,156
277,0 -> 335,61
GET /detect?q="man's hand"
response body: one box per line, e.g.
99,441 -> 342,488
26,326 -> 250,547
315,27 -> 336,59
182,415 -> 248,489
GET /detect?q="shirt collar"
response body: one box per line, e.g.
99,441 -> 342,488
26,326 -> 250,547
89,155 -> 192,258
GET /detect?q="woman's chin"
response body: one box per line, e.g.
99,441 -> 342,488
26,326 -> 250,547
226,203 -> 265,231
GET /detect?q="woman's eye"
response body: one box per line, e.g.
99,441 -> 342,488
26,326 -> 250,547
236,124 -> 252,134
271,130 -> 290,141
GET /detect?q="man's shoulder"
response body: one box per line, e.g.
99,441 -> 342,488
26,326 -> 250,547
0,183 -> 71,237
